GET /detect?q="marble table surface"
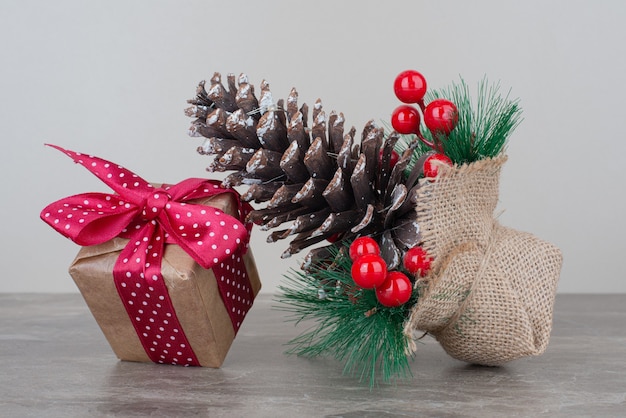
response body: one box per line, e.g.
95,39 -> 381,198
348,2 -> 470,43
1,293 -> 624,417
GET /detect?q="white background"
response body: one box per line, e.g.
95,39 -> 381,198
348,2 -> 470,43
1,0 -> 624,294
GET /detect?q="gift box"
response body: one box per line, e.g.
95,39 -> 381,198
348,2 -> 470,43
69,193 -> 261,367
41,145 -> 261,367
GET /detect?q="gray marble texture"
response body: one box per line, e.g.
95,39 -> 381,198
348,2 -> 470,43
0,293 -> 624,417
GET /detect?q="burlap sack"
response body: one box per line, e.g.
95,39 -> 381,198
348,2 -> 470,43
405,155 -> 562,365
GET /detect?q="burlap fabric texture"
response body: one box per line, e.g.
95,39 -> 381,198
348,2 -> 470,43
405,155 -> 562,366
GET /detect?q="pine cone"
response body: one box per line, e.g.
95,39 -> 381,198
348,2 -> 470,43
185,72 -> 424,269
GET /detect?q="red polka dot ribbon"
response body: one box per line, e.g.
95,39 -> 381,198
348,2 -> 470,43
41,145 -> 255,366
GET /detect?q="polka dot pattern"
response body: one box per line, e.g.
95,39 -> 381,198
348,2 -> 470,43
213,247 -> 254,332
41,145 -> 258,365
114,221 -> 199,366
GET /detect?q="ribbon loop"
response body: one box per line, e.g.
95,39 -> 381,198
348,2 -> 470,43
41,145 -> 250,268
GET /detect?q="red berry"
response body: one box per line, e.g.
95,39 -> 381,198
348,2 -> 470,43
349,236 -> 380,261
423,99 -> 458,135
403,246 -> 432,277
327,233 -> 343,243
389,149 -> 400,169
378,148 -> 400,170
393,70 -> 427,104
423,153 -> 453,178
391,105 -> 420,135
376,271 -> 412,307
351,254 -> 388,289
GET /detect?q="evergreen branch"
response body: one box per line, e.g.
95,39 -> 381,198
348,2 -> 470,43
394,76 -> 523,166
427,77 -> 523,164
275,248 -> 417,387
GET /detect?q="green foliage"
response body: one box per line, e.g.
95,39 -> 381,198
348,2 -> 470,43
395,77 -> 523,166
276,248 -> 417,387
427,77 -> 523,164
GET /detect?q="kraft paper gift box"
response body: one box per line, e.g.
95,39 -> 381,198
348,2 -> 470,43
41,145 -> 261,367
69,193 -> 261,367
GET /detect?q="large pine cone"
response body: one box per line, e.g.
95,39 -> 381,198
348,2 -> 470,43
185,72 -> 424,269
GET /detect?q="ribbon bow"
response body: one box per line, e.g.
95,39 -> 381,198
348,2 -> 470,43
41,145 -> 254,366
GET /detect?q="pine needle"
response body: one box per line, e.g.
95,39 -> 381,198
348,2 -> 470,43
275,248 -> 416,388
428,77 -> 522,164
395,77 -> 523,165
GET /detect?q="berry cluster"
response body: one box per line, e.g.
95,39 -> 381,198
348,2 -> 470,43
349,237 -> 432,307
391,70 -> 459,154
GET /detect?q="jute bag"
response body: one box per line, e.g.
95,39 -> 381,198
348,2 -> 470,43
405,155 -> 562,365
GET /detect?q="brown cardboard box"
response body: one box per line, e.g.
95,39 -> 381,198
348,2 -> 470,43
68,193 -> 261,367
